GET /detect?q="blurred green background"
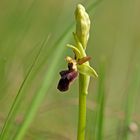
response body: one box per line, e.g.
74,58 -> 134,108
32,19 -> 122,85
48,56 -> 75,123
0,0 -> 140,140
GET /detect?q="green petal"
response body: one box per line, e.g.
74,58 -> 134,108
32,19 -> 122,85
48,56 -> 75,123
77,64 -> 98,78
67,44 -> 81,58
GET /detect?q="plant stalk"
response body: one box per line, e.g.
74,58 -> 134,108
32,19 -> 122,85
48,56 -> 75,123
77,74 -> 89,140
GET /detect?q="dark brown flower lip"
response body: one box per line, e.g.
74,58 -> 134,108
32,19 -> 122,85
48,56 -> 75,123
57,68 -> 78,92
57,76 -> 70,92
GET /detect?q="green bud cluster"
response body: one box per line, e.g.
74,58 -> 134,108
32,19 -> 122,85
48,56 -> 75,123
75,4 -> 90,49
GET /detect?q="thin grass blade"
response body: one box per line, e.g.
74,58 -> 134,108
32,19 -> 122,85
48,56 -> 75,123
0,37 -> 49,140
95,61 -> 106,140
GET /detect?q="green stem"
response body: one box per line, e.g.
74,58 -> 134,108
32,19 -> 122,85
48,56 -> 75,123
77,74 -> 89,140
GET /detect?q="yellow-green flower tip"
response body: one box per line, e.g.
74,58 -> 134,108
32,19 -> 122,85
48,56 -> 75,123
75,4 -> 90,49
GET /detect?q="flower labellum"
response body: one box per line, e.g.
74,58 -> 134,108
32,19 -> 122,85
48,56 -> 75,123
57,62 -> 78,92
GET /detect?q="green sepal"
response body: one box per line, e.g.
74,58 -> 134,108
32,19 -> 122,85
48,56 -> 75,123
77,64 -> 98,78
67,44 -> 81,59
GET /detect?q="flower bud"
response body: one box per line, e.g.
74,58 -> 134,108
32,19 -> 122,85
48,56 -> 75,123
75,4 -> 90,49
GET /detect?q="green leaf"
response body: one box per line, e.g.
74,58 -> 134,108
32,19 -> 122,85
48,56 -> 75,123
77,64 -> 98,78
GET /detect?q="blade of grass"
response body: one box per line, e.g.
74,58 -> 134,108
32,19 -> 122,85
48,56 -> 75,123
0,36 -> 49,140
123,67 -> 140,140
95,61 -> 106,140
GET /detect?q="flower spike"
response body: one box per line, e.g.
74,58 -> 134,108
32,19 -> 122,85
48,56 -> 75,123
57,4 -> 98,93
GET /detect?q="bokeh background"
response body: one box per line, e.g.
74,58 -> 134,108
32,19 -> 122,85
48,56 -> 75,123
0,0 -> 140,139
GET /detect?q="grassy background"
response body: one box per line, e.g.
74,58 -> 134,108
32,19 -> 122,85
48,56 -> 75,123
0,0 -> 140,139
